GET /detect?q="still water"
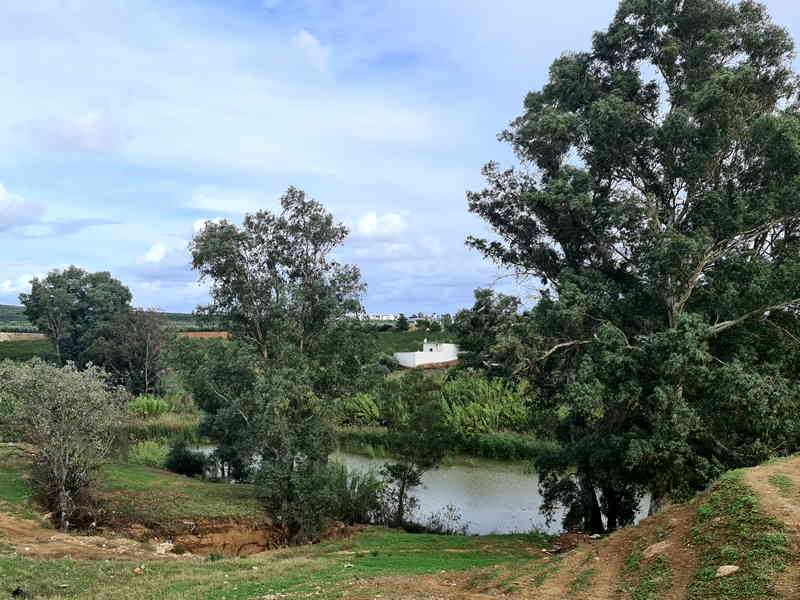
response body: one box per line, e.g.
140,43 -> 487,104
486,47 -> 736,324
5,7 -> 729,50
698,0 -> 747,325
332,452 -> 565,535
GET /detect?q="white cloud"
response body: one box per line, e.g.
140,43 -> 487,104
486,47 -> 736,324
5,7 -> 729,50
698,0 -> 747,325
140,242 -> 168,263
0,184 -> 44,232
292,29 -> 330,72
0,274 -> 36,294
28,111 -> 126,153
356,211 -> 409,240
188,186 -> 274,214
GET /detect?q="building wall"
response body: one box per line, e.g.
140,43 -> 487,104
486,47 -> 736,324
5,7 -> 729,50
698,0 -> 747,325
394,343 -> 459,368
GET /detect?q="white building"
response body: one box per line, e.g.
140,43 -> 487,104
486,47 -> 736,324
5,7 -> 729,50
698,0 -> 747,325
394,340 -> 459,369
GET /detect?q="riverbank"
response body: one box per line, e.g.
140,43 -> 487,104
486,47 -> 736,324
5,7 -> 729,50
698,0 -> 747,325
336,426 -> 553,462
2,446 -> 798,598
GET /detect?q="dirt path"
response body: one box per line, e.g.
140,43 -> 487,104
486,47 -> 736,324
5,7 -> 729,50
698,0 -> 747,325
742,458 -> 800,599
0,512 -> 192,560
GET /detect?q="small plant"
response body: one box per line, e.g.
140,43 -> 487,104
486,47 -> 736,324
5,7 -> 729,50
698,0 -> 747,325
207,552 -> 224,561
130,395 -> 170,419
165,440 -> 207,477
128,440 -> 169,469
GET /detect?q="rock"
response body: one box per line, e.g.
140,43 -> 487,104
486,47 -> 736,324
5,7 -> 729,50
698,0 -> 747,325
155,542 -> 174,555
715,565 -> 740,577
643,541 -> 671,559
589,534 -> 602,539
132,567 -> 143,575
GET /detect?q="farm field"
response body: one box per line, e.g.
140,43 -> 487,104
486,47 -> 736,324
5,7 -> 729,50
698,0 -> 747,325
0,304 -> 214,333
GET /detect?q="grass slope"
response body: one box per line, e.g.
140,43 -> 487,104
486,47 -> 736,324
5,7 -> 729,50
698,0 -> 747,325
3,443 -> 800,599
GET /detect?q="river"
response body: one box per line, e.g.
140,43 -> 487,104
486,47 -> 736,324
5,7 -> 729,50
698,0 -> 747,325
332,451 -> 565,535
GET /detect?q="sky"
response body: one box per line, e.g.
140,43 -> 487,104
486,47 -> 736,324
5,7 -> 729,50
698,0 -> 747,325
2,1 -> 800,315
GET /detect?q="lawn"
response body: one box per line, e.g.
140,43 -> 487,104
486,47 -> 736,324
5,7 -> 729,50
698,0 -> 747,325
0,527 -> 547,599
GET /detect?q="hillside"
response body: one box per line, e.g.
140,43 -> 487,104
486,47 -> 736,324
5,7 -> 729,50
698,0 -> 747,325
1,449 -> 799,599
0,304 -> 210,333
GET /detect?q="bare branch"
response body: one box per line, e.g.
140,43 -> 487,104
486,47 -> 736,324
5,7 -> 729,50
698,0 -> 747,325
709,298 -> 800,336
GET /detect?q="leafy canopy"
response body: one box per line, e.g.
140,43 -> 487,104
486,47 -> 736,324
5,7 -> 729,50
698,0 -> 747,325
468,0 -> 800,531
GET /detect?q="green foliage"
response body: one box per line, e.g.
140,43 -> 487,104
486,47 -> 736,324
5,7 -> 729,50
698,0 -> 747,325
88,309 -> 174,395
129,395 -> 171,419
395,313 -> 409,331
468,0 -> 800,532
165,440 -> 207,478
439,373 -> 530,434
124,412 -> 202,444
0,359 -> 128,527
320,462 -> 384,525
337,392 -> 381,426
19,266 -> 132,364
190,187 -> 365,364
128,440 -> 170,469
452,289 -> 521,375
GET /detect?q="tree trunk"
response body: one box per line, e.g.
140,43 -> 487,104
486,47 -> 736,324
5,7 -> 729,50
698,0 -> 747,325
580,477 -> 604,534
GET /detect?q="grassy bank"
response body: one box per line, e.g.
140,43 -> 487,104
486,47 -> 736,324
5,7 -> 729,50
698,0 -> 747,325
336,426 -> 553,462
0,527 -> 548,600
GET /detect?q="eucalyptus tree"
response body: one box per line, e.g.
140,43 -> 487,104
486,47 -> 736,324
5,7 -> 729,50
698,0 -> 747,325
190,186 -> 365,364
468,0 -> 800,531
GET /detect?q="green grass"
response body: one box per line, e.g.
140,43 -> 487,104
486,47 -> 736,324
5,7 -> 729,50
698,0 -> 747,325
124,412 -> 203,443
0,445 -> 260,528
632,555 -> 672,600
0,339 -> 56,362
688,471 -> 791,600
568,567 -> 596,595
767,472 -> 794,497
0,527 -> 547,599
99,462 -> 262,525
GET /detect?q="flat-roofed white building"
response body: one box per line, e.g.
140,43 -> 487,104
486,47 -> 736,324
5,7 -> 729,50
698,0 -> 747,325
394,340 -> 459,368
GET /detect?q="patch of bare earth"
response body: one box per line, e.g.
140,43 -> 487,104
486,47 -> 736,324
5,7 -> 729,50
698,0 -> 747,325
0,511 -> 194,560
741,457 -> 800,599
0,333 -> 46,342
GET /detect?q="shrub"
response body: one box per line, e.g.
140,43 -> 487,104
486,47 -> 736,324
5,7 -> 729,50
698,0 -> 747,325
128,440 -> 169,469
326,462 -> 384,524
130,395 -> 171,419
0,359 -> 128,528
439,373 -> 530,434
337,393 -> 380,426
165,440 -> 207,477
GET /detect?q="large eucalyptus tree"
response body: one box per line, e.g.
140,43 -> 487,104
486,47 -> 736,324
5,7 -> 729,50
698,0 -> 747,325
469,0 -> 800,531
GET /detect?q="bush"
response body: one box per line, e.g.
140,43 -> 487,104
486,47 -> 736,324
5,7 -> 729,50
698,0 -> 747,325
0,359 -> 128,528
130,395 -> 171,419
128,440 -> 169,469
326,462 -> 384,524
439,373 -> 530,434
336,393 -> 380,426
165,440 -> 207,477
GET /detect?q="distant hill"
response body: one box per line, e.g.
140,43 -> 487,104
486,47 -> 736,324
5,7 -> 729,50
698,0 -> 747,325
0,304 -> 211,333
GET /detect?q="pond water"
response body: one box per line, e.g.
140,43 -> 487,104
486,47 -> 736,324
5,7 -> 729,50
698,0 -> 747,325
332,452 -> 564,535
197,446 -> 648,535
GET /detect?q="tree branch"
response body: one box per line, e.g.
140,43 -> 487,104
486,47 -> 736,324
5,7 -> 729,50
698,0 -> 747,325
709,298 -> 800,336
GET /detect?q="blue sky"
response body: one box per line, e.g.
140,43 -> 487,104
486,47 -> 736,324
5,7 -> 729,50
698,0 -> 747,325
2,0 -> 800,314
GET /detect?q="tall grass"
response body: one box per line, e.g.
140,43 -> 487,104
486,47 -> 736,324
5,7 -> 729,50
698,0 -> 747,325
129,395 -> 171,418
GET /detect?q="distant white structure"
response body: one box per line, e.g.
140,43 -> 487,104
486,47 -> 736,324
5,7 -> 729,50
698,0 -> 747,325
394,340 -> 459,368
368,313 -> 398,322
